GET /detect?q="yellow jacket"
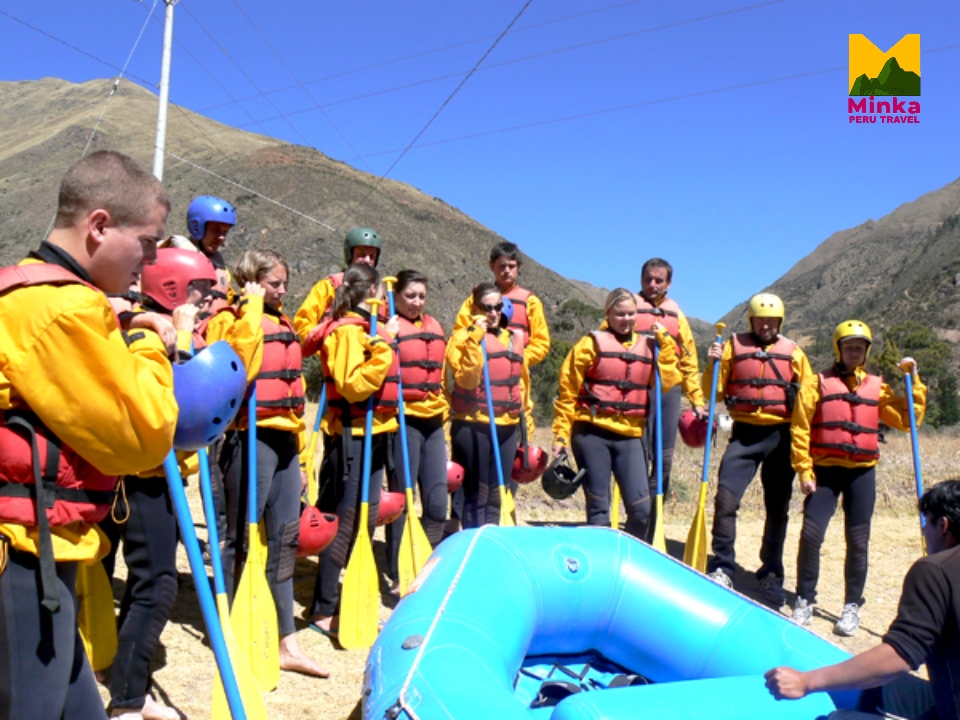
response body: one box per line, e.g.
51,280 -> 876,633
445,324 -> 529,426
791,366 -> 927,482
293,275 -> 337,347
702,334 -> 813,426
552,327 -> 681,444
321,313 -> 398,437
0,259 -> 177,561
453,287 -> 551,367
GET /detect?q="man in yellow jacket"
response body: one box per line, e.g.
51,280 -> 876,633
0,151 -> 178,720
703,293 -> 813,608
789,320 -> 926,637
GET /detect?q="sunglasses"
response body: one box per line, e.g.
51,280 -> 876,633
480,302 -> 503,313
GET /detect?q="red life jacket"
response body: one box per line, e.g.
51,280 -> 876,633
811,370 -> 881,461
725,333 -> 798,418
503,286 -> 531,344
450,331 -> 524,417
396,315 -> 446,401
577,331 -> 654,417
634,294 -> 682,341
321,315 -> 400,425
247,311 -> 305,420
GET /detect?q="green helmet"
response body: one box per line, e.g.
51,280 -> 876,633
344,227 -> 382,266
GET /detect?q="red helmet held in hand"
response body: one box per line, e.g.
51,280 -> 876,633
446,461 -> 465,493
297,507 -> 338,557
678,409 -> 713,448
377,491 -> 406,526
511,444 -> 548,484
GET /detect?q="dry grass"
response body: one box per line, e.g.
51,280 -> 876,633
97,415 -> 954,719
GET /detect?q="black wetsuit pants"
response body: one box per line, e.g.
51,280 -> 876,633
450,420 -> 517,529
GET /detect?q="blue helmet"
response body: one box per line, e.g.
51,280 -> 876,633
173,341 -> 247,450
187,196 -> 236,242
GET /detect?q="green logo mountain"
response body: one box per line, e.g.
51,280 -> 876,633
849,56 -> 920,96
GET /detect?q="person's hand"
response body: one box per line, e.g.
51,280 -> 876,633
764,667 -> 810,700
899,357 -> 919,379
692,405 -> 707,421
243,281 -> 265,298
651,321 -> 665,335
384,315 -> 400,338
801,478 -> 817,496
172,303 -> 200,333
131,312 -> 177,355
708,341 -> 723,361
472,315 -> 490,332
552,444 -> 566,460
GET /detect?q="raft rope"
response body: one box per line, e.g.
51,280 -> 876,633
390,525 -> 491,720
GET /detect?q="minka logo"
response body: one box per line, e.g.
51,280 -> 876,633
848,34 -> 920,124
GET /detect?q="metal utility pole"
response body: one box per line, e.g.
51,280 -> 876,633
152,0 -> 178,180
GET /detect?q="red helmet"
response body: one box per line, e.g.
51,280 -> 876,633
141,248 -> 217,311
297,507 -> 338,557
678,409 -> 713,448
511,444 -> 548,484
377,491 -> 406,526
446,461 -> 465,493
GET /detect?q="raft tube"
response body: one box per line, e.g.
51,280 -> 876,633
364,526 -> 858,719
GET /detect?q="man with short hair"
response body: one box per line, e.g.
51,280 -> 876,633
766,479 -> 960,720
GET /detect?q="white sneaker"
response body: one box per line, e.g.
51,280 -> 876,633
834,603 -> 861,637
707,569 -> 733,589
792,597 -> 813,627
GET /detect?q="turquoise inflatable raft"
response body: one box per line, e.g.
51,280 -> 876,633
364,526 -> 859,719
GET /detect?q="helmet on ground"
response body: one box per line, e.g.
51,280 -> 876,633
678,409 -> 714,448
747,293 -> 784,323
377,491 -> 405,526
344,227 -> 382,266
187,196 -> 236,241
541,452 -> 586,501
173,341 -> 247,450
141,248 -> 217,311
446,461 -> 465,493
511,444 -> 548,484
297,507 -> 338,557
833,320 -> 873,362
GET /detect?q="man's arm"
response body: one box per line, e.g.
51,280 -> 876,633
765,643 -> 911,699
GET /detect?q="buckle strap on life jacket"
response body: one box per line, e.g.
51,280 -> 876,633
400,360 -> 443,370
595,351 -> 653,363
264,331 -> 298,343
725,395 -> 789,407
636,307 -> 679,318
256,369 -> 303,380
732,350 -> 795,362
2,411 -> 61,613
588,378 -> 650,391
811,441 -> 880,457
396,332 -> 445,343
820,392 -> 880,407
257,396 -> 306,409
728,377 -> 793,388
813,420 -> 880,434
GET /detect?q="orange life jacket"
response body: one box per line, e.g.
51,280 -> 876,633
395,314 -> 446,401
450,331 -> 524,417
634,294 -> 681,341
725,333 -> 798,418
321,315 -> 399,425
577,330 -> 654,417
811,369 -> 881,461
503,286 -> 531,344
246,310 -> 305,420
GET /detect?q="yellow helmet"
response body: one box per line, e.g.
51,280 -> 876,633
747,293 -> 784,321
833,320 -> 872,362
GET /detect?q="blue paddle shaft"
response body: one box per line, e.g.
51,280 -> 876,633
359,312 -> 379,506
313,383 -> 326,434
904,371 -> 925,530
164,453 -> 247,720
198,449 -> 227,597
480,338 -> 506,490
700,332 -> 724,486
386,289 -> 415,494
653,343 -> 662,496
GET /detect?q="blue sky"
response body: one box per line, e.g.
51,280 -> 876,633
2,1 -> 958,321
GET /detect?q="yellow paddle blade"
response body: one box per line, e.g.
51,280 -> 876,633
611,482 -> 621,530
652,495 -> 667,553
683,483 -> 710,572
306,431 -> 320,507
500,487 -> 516,528
397,490 -> 432,595
212,594 -> 268,720
76,560 -> 117,672
339,505 -> 380,650
231,522 -> 280,692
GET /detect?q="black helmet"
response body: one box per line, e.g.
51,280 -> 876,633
541,451 -> 586,501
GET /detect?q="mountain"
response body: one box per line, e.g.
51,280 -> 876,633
0,77 -> 606,337
849,56 -> 921,96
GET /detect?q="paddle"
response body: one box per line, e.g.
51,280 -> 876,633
76,559 -> 117,673
383,277 -> 432,594
200,448 -> 268,720
230,384 -> 280,691
163,453 -> 248,720
339,298 -> 384,650
481,336 -> 515,528
684,322 -> 725,572
305,384 -> 326,507
651,343 -> 667,552
902,360 -> 926,552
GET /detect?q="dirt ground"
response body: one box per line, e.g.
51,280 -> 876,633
96,421 -> 947,719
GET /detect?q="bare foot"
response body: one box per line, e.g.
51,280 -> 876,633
280,633 -> 331,678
